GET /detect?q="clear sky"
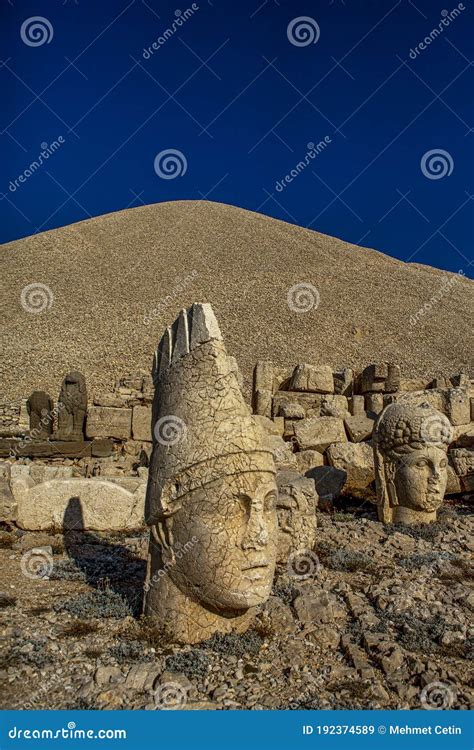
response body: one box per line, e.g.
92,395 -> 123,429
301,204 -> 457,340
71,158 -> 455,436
1,0 -> 473,275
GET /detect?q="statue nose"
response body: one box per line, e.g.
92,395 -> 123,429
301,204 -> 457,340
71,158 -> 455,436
242,512 -> 268,549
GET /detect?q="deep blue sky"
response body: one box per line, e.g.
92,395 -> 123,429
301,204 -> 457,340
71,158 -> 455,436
1,0 -> 473,274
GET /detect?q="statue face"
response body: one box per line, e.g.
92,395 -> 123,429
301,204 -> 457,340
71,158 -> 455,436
165,470 -> 278,611
393,446 -> 448,513
276,487 -> 316,563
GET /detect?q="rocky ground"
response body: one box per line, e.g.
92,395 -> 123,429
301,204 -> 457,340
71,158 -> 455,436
1,498 -> 473,712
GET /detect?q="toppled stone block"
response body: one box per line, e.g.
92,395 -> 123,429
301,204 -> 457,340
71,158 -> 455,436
445,388 -> 470,426
252,361 -> 274,417
93,393 -> 126,408
91,438 -> 114,457
333,368 -> 353,397
320,395 -> 350,419
365,393 -> 384,415
294,416 -> 346,452
399,378 -> 430,392
452,424 -> 474,448
132,405 -> 152,442
446,463 -> 462,495
326,442 -> 375,495
359,363 -> 400,394
272,392 -> 323,418
289,364 -> 334,394
306,466 -> 346,505
15,478 -> 145,531
29,465 -> 74,484
394,389 -> 444,412
86,407 -> 132,440
262,434 -> 297,469
349,395 -> 365,416
294,449 -> 325,475
344,414 -> 375,442
294,589 -> 346,626
277,402 -> 305,419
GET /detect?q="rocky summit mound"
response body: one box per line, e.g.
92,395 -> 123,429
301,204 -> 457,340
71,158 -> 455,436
1,200 -> 472,401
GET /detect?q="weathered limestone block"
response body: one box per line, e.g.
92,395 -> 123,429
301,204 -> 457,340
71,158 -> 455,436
393,389 -> 445,413
93,393 -> 126,408
262,434 -> 298,469
373,403 -> 451,525
444,388 -> 470,426
27,391 -> 54,439
272,392 -> 323,418
321,395 -> 350,419
253,415 -> 283,436
349,395 -> 365,416
333,368 -> 353,397
359,363 -> 400,394
132,405 -> 152,441
344,414 -> 375,442
399,378 -> 430,392
452,424 -> 474,448
294,449 -> 325,475
29,465 -> 74,484
327,442 -> 375,497
55,371 -> 87,441
275,470 -> 318,565
294,416 -> 346,453
86,407 -> 132,440
253,361 -> 274,417
145,304 -> 278,644
15,478 -> 145,531
277,402 -> 306,419
290,364 -> 334,394
365,393 -> 384,415
446,463 -> 462,495
18,399 -> 30,433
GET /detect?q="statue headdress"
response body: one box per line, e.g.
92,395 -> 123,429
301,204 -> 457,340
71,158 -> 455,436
145,304 -> 276,526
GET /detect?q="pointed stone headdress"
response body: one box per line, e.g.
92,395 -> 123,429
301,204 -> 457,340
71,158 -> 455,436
145,303 -> 276,525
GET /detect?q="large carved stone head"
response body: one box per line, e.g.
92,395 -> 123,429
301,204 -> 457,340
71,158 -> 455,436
373,402 -> 452,525
144,304 -> 278,621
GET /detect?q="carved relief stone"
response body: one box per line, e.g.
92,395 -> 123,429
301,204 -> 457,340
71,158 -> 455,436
26,391 -> 54,439
55,371 -> 87,441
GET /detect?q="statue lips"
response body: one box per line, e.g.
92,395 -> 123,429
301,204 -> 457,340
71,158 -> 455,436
242,559 -> 270,581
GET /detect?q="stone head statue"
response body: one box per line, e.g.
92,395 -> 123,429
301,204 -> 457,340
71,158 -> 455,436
55,371 -> 87,441
144,304 -> 278,643
373,402 -> 452,525
275,472 -> 318,565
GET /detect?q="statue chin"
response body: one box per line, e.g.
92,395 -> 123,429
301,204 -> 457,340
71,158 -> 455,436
172,571 -> 273,613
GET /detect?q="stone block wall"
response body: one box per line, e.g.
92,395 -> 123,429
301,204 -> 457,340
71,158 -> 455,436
253,361 -> 474,503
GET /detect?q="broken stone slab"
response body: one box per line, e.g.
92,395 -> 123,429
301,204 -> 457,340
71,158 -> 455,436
277,402 -> 306,419
344,414 -> 375,442
365,393 -> 384,416
262,434 -> 298,469
86,406 -> 132,440
358,363 -> 400,394
15,478 -> 146,531
349,395 -> 365,416
294,416 -> 346,452
253,415 -> 284,436
0,439 -> 93,459
93,393 -> 126,408
389,388 -> 445,412
452,424 -> 474,448
252,361 -> 274,417
132,405 -> 152,442
326,442 -> 375,496
446,463 -> 462,495
289,364 -> 334,394
294,589 -> 346,626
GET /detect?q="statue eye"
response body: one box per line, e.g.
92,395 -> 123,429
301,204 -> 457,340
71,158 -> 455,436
264,492 -> 277,511
416,459 -> 428,468
237,494 -> 251,513
440,459 -> 447,468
